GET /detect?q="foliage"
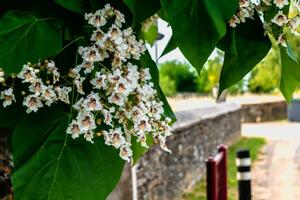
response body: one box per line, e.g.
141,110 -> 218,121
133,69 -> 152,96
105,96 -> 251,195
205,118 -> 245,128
159,74 -> 176,96
182,137 -> 266,200
159,61 -> 197,93
1,0 -> 300,199
248,47 -> 281,93
195,51 -> 223,94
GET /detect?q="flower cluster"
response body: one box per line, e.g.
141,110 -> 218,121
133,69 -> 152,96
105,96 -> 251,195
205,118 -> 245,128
228,0 -> 255,28
0,62 -> 71,110
229,0 -> 300,47
0,4 -> 172,163
68,4 -> 172,162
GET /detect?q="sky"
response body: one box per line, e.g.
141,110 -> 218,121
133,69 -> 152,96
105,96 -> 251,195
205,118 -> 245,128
146,19 -> 190,65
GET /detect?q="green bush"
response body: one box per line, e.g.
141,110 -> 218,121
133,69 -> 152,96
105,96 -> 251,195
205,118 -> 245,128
159,61 -> 197,93
248,47 -> 280,93
195,51 -> 223,94
159,74 -> 177,96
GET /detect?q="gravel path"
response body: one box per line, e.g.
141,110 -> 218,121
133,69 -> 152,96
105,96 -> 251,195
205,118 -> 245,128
242,122 -> 300,200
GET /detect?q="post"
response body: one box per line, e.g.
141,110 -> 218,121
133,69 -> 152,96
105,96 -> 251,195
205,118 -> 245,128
131,165 -> 138,200
218,145 -> 228,200
236,149 -> 251,200
206,157 -> 218,200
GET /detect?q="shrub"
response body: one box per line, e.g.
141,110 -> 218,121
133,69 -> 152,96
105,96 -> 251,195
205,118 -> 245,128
248,47 -> 280,93
159,61 -> 197,93
159,74 -> 177,96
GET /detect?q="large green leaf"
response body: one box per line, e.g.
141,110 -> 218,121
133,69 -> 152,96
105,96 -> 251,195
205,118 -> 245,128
124,0 -> 161,26
160,35 -> 177,58
0,105 -> 22,129
160,0 -> 239,73
279,45 -> 300,101
54,0 -> 85,14
12,108 -> 124,200
218,14 -> 271,94
0,11 -> 62,74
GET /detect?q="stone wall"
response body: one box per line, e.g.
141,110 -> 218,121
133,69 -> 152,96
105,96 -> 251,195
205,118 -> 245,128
108,103 -> 241,200
241,101 -> 287,123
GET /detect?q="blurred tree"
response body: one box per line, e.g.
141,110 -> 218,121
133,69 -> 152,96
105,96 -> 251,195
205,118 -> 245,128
248,47 -> 281,93
159,61 -> 197,92
159,74 -> 177,96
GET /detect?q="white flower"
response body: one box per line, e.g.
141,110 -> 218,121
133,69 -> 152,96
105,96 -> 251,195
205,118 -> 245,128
239,0 -> 250,7
102,109 -> 113,126
108,68 -> 122,83
23,94 -> 43,113
149,101 -> 164,120
119,144 -> 132,162
55,86 -> 71,104
108,25 -> 123,44
114,10 -> 125,27
83,92 -> 102,111
1,88 -> 16,107
289,16 -> 300,36
271,11 -> 288,26
46,60 -> 60,83
108,92 -> 126,106
86,10 -> 107,28
76,111 -> 96,133
140,68 -> 151,81
137,133 -> 149,148
74,77 -> 85,95
29,78 -> 46,95
0,70 -> 4,83
73,97 -> 84,111
77,61 -> 95,74
114,78 -> 132,95
105,128 -> 126,148
67,120 -> 82,139
91,72 -> 107,89
134,116 -> 152,133
84,131 -> 95,143
277,33 -> 287,47
79,46 -> 103,63
157,135 -> 171,154
229,15 -> 241,27
273,0 -> 289,9
130,106 -> 142,121
42,86 -> 57,106
18,64 -> 37,83
90,29 -> 105,42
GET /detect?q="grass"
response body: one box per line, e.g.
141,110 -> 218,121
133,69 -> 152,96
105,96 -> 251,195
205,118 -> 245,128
182,137 -> 266,200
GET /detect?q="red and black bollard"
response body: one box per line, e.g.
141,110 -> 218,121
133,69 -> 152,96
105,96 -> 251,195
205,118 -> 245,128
206,144 -> 228,200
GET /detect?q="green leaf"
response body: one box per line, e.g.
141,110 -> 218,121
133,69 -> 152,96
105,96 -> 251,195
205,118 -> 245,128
0,11 -> 62,74
279,45 -> 300,101
12,108 -> 124,200
218,14 -> 271,94
139,23 -> 158,46
131,135 -> 153,164
160,0 -> 239,73
0,105 -> 22,129
124,0 -> 161,25
54,0 -> 85,14
160,35 -> 177,58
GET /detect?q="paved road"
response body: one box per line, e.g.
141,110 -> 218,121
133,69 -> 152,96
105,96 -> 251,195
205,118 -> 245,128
242,122 -> 300,200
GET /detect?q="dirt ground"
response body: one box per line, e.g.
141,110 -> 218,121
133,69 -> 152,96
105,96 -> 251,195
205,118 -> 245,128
242,122 -> 300,200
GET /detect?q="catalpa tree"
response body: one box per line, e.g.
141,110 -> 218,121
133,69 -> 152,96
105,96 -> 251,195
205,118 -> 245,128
0,0 -> 299,199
